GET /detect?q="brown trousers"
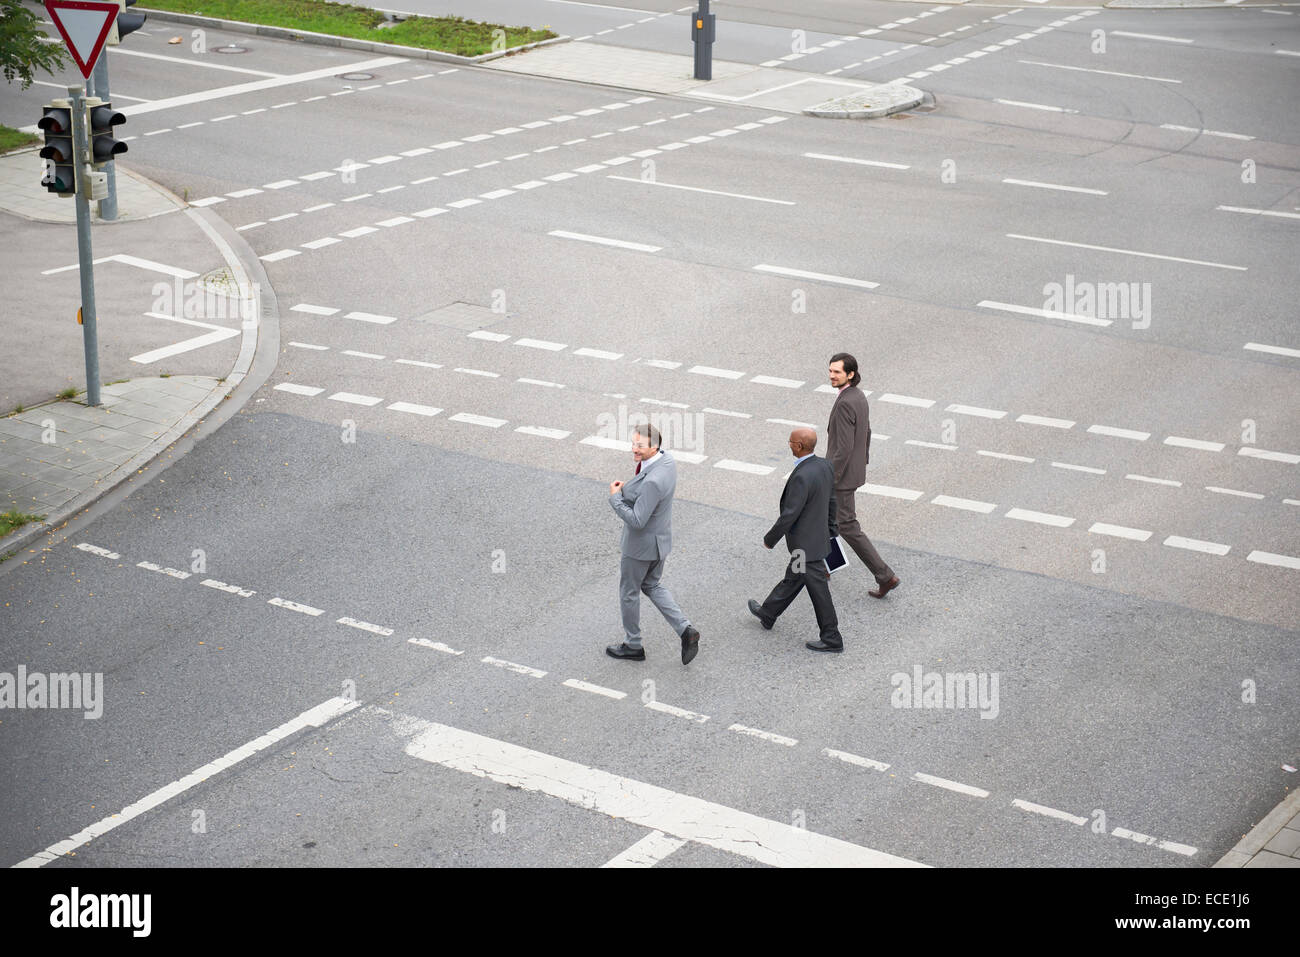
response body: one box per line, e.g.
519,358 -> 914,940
835,487 -> 894,585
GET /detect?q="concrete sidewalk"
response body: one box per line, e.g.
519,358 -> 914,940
1215,787 -> 1300,868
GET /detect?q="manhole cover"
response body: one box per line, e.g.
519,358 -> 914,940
213,45 -> 248,54
338,72 -> 374,81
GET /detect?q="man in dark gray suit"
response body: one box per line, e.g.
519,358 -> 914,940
607,422 -> 700,664
827,352 -> 899,598
747,428 -> 844,653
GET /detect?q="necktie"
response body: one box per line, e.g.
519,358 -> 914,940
635,461 -> 641,475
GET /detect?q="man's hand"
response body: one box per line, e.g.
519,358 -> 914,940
610,480 -> 625,495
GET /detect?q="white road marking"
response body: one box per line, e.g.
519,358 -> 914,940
1206,486 -> 1263,500
327,392 -> 382,406
226,187 -> 263,198
1238,447 -> 1300,464
1052,461 -> 1105,475
1244,342 -> 1300,358
1006,234 -> 1246,271
408,638 -> 462,655
804,151 -> 910,170
376,216 -> 414,227
108,45 -> 280,77
132,312 -> 240,364
1161,124 -> 1253,141
1016,59 -> 1180,83
644,700 -> 710,723
344,311 -> 397,324
268,597 -> 325,616
607,175 -> 795,205
450,413 -> 507,428
515,338 -> 567,351
706,408 -> 751,418
767,418 -> 814,427
574,347 -> 622,360
860,483 -> 924,501
880,393 -> 935,408
516,426 -> 571,439
728,723 -> 798,747
1089,523 -> 1152,542
1012,799 -> 1087,825
641,359 -> 681,369
1002,178 -> 1108,196
548,230 -> 662,252
76,543 -> 120,559
413,207 -> 447,218
751,375 -> 804,388
341,350 -> 383,360
977,300 -> 1111,327
1126,474 -> 1181,487
1087,424 -> 1149,441
689,365 -> 745,380
1005,508 -> 1074,528
13,697 -> 358,867
1164,436 -> 1224,452
932,495 -> 996,513
602,830 -> 687,867
907,440 -> 956,451
563,679 -> 627,700
201,578 -> 256,597
753,264 -> 878,288
447,199 -> 481,209
714,460 -> 773,475
260,249 -> 299,262
468,331 -> 510,342
274,383 -> 324,397
302,238 -> 340,249
913,773 -> 989,798
339,226 -> 378,238
1017,414 -> 1074,429
481,656 -> 546,678
1246,551 -> 1300,570
1163,536 -> 1230,556
288,342 -> 328,351
136,561 -> 190,579
338,617 -> 394,636
387,402 -> 442,416
291,303 -> 339,316
978,450 -> 1034,463
995,99 -> 1079,114
1112,30 -> 1192,44
517,378 -> 565,389
947,404 -> 1006,419
1216,205 -> 1300,220
822,748 -> 889,772
404,718 -> 925,866
581,435 -> 633,451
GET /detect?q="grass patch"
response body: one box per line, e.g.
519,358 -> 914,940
0,124 -> 41,153
1,511 -> 45,538
140,1 -> 556,56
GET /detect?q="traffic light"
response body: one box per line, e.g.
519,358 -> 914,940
107,0 -> 147,45
85,97 -> 127,168
38,102 -> 76,196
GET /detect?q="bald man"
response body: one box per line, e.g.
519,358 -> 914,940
747,428 -> 845,652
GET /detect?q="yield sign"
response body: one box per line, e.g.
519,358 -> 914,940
45,1 -> 121,79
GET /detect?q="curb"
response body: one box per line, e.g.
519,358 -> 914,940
136,7 -> 570,64
0,153 -> 187,225
0,201 -> 280,571
1213,787 -> 1300,867
804,83 -> 925,119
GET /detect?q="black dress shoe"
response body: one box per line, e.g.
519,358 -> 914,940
747,599 -> 774,630
606,643 -> 645,660
806,639 -> 843,653
680,626 -> 700,665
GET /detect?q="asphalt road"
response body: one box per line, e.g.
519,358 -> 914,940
0,0 -> 1296,869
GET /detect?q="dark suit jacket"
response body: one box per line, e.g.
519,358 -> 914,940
763,455 -> 839,561
827,383 -> 871,489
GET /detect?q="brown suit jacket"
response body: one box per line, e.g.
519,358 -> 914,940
827,383 -> 871,489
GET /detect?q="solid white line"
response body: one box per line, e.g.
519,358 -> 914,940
607,175 -> 794,205
1017,414 -> 1075,429
804,152 -> 910,170
1126,474 -> 1181,487
995,99 -> 1078,114
328,392 -> 382,406
1017,59 -> 1180,84
913,773 -> 989,798
1011,799 -> 1087,825
714,460 -> 774,475
689,365 -> 745,380
109,45 -> 281,77
481,656 -> 546,678
1164,436 -> 1224,452
977,300 -> 1111,327
268,597 -> 325,616
337,617 -> 394,636
408,638 -> 462,655
932,495 -> 996,513
753,264 -> 879,289
1052,461 -> 1105,475
1088,424 -> 1150,441
880,393 -> 935,408
728,723 -> 798,747
450,413 -> 507,428
387,402 -> 441,417
1112,30 -> 1193,44
602,830 -> 688,868
645,700 -> 709,723
13,697 -> 358,867
1161,124 -> 1254,141
549,230 -> 661,252
1006,234 -> 1246,271
1002,178 -> 1108,196
860,483 -> 924,501
822,748 -> 889,772
403,719 -> 924,866
1005,508 -> 1074,528
1206,486 -> 1264,500
1246,551 -> 1300,570
1163,536 -> 1230,556
1217,205 -> 1300,220
1088,523 -> 1152,542
947,404 -> 1006,419
1238,447 -> 1300,464
978,450 -> 1035,463
1244,342 -> 1300,358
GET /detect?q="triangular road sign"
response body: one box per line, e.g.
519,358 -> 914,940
45,0 -> 121,79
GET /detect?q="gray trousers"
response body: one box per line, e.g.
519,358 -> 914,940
620,554 -> 689,648
835,486 -> 895,585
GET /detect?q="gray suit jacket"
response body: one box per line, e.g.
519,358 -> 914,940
827,383 -> 871,489
608,452 -> 676,561
763,455 -> 838,561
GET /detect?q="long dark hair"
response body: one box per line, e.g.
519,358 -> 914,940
830,352 -> 860,387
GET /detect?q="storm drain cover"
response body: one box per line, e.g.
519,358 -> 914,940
339,72 -> 374,81
213,45 -> 247,54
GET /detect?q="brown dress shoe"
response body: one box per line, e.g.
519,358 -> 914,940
869,575 -> 900,599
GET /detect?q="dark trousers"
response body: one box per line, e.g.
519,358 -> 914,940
759,554 -> 843,645
835,486 -> 894,585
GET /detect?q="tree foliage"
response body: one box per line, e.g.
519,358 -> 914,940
1,0 -> 70,89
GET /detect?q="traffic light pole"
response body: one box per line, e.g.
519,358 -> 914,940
90,55 -> 118,221
67,85 -> 102,407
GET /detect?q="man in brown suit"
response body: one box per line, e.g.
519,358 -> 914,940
826,353 -> 900,598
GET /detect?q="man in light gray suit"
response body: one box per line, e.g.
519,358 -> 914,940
606,422 -> 700,664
